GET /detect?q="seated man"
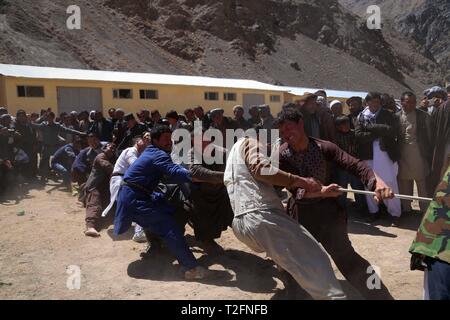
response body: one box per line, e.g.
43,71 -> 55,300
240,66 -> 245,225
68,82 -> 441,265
276,108 -> 394,300
224,135 -> 346,300
84,143 -> 116,237
114,125 -> 211,280
51,138 -> 82,189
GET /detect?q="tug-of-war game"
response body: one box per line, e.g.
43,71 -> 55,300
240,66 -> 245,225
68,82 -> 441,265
0,0 -> 449,302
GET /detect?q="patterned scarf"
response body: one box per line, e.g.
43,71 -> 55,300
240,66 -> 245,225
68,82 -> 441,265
359,106 -> 380,127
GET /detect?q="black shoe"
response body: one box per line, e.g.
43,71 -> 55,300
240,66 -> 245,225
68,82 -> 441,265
25,175 -> 38,183
354,204 -> 369,213
366,212 -> 380,223
62,182 -> 72,192
390,217 -> 401,227
402,210 -> 413,217
202,240 -> 225,256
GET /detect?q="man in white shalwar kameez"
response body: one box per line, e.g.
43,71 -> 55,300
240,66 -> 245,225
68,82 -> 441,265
367,139 -> 401,218
355,92 -> 402,225
102,134 -> 151,241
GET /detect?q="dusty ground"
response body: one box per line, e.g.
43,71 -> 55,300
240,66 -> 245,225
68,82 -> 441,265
0,180 -> 424,300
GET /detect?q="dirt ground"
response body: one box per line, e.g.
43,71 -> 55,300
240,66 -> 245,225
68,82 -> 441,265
0,180 -> 424,300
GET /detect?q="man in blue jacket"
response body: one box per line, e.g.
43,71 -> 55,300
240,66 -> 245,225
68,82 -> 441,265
115,125 -> 210,280
71,133 -> 104,186
51,138 -> 82,188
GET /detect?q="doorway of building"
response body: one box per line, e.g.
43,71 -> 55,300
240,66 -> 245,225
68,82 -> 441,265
57,87 -> 102,115
242,93 -> 265,118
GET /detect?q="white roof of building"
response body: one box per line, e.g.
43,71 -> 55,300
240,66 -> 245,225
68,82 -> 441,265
284,86 -> 367,99
0,64 -> 368,99
0,64 -> 288,92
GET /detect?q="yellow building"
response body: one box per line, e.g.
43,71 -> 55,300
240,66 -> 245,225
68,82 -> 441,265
0,64 -> 369,117
0,64 -> 291,117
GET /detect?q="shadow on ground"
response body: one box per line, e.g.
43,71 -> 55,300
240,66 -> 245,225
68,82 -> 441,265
127,248 -> 280,294
107,227 -> 135,241
0,180 -> 42,205
347,205 -> 422,235
270,279 -> 362,300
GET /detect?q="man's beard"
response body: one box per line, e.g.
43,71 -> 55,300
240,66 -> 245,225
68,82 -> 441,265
158,146 -> 172,154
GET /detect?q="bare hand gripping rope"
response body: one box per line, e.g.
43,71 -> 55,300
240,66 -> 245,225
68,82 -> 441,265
338,188 -> 433,203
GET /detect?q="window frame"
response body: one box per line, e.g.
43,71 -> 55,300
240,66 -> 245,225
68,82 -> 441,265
17,85 -> 45,98
113,88 -> 133,99
270,94 -> 281,103
139,89 -> 159,100
204,91 -> 219,101
223,92 -> 237,101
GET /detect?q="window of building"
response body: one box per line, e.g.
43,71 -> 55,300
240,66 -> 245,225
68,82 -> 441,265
17,86 -> 45,98
139,89 -> 158,100
113,89 -> 133,99
224,92 -> 237,101
204,92 -> 219,101
270,95 -> 281,103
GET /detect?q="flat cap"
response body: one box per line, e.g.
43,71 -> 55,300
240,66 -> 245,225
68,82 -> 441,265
296,93 -> 317,104
210,108 -> 224,117
124,113 -> 135,121
346,96 -> 363,105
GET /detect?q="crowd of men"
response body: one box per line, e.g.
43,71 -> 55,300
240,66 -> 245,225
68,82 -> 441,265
0,84 -> 449,299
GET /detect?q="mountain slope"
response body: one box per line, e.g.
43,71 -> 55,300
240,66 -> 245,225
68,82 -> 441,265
339,0 -> 450,83
0,0 -> 443,94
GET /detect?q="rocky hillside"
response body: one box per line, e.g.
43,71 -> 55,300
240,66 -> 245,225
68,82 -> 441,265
339,0 -> 450,84
0,0 -> 445,94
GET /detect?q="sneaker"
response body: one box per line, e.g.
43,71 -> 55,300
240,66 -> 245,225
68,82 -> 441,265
84,228 -> 100,237
70,184 -> 79,196
184,266 -> 211,280
132,231 -> 147,243
140,240 -> 163,259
